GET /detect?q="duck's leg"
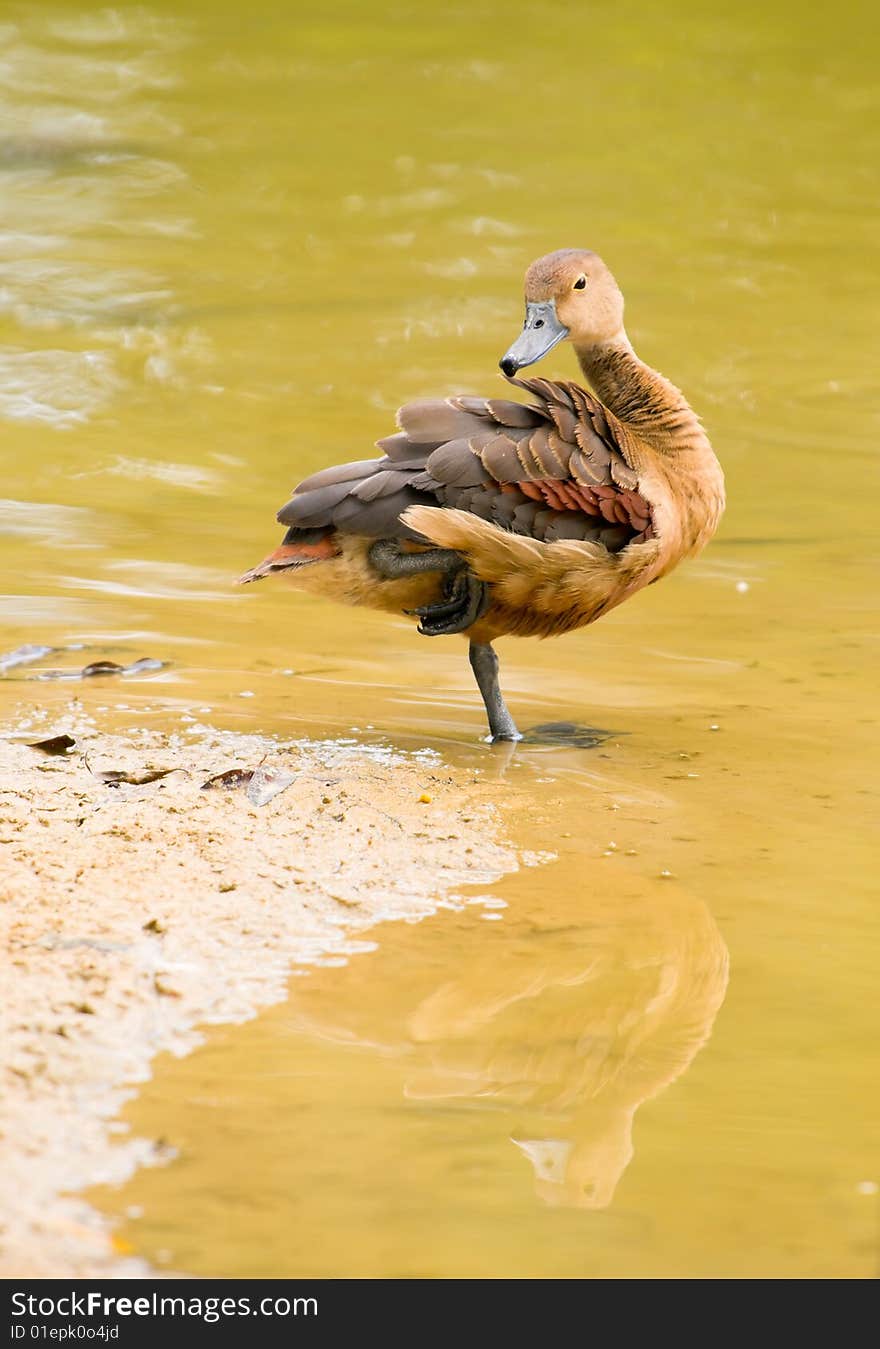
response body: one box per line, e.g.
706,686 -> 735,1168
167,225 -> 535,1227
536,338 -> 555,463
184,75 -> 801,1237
369,540 -> 489,636
469,641 -> 521,743
369,541 -> 506,737
368,539 -> 462,582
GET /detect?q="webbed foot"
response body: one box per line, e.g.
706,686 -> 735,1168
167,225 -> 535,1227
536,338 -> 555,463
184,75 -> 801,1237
412,568 -> 489,637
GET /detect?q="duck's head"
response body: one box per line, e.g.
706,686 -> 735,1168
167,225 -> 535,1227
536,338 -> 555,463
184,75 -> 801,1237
499,248 -> 625,376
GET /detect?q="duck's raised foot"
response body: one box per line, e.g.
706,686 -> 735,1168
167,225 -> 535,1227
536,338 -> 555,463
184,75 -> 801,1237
368,538 -> 487,634
412,569 -> 489,637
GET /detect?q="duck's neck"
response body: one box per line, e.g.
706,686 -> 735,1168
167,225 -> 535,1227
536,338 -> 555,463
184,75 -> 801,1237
574,334 -> 708,455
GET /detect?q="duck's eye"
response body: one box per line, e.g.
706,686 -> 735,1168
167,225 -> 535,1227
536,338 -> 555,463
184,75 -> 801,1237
573,275 -> 587,290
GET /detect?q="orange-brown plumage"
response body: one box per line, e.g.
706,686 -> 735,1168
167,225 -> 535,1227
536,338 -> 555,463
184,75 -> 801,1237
241,249 -> 724,739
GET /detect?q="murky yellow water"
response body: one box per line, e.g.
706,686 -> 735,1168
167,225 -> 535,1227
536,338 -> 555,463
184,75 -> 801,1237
2,1 -> 878,1277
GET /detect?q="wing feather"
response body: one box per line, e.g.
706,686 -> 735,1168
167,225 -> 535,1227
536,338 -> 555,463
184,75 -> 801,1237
271,375 -> 652,550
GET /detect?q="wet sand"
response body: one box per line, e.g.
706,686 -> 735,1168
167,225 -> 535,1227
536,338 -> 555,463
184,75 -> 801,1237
0,718 -> 520,1276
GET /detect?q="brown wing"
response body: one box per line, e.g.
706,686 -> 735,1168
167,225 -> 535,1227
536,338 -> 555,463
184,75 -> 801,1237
274,376 -> 653,551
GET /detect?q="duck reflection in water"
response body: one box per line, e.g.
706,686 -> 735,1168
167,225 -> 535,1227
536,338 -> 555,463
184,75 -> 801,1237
288,878 -> 729,1212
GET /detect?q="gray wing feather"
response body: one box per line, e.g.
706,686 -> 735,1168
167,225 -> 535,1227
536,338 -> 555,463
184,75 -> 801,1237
426,438 -> 491,487
273,376 -> 647,548
397,399 -> 490,443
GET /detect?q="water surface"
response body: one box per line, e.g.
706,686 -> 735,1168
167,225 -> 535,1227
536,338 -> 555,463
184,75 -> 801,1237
1,0 -> 877,1277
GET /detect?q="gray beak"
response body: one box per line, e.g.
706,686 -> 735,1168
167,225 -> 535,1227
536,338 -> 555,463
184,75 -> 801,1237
499,300 -> 569,376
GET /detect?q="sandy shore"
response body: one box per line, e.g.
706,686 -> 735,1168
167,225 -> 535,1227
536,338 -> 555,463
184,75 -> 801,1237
0,718 -> 520,1277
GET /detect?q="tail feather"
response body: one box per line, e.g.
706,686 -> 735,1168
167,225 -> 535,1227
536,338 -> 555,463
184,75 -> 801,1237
238,532 -> 340,585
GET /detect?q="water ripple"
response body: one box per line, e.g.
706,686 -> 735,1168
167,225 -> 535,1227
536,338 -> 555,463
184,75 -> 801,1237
0,9 -> 207,429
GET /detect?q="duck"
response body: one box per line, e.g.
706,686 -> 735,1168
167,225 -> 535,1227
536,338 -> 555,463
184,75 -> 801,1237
240,249 -> 725,741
